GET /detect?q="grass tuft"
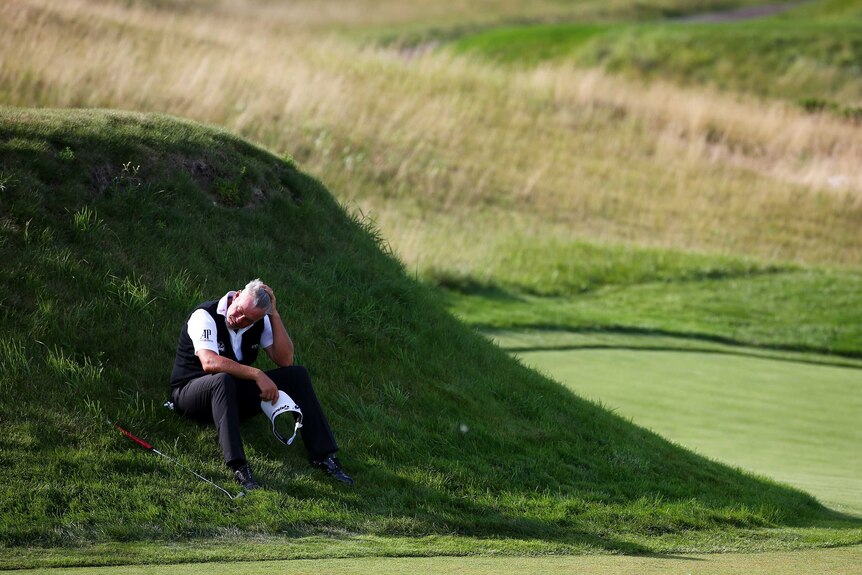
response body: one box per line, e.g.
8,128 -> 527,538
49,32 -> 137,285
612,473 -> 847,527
108,274 -> 157,312
44,346 -> 105,393
69,205 -> 104,234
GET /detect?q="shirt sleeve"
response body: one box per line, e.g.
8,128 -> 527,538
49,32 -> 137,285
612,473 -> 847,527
260,315 -> 274,349
187,309 -> 219,355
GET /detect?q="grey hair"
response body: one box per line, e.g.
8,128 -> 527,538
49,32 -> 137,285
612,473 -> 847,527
244,278 -> 272,314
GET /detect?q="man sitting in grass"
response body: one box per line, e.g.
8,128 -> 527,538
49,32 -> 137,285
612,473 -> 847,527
169,279 -> 353,489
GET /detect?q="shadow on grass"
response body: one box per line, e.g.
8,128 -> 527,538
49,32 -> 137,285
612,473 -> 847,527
433,277 -> 527,303
495,340 -> 862,371
342,465 -> 655,555
481,324 -> 862,365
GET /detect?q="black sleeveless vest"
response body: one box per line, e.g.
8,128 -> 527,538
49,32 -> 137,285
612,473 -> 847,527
169,299 -> 266,389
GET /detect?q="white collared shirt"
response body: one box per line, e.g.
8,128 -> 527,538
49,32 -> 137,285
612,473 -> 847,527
187,291 -> 273,361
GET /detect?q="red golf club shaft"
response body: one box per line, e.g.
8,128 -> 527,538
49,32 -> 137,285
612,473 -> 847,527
113,422 -> 153,450
110,420 -> 242,500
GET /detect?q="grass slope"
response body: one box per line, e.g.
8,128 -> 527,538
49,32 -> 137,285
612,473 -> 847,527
444,252 -> 862,358
577,19 -> 862,108
1,108 -> 859,567
450,2 -> 862,107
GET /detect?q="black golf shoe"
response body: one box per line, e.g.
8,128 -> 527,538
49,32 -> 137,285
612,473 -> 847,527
233,464 -> 261,490
310,454 -> 354,485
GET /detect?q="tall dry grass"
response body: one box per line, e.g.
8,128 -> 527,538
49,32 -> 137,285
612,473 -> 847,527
2,0 -> 860,273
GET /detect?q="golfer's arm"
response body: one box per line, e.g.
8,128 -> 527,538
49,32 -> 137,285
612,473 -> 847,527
197,349 -> 263,381
265,312 -> 294,367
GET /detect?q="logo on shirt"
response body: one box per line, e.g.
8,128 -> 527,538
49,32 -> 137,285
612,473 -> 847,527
251,344 -> 259,350
217,341 -> 226,353
200,329 -> 212,341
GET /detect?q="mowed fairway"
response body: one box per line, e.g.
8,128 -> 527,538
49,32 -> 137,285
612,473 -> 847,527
511,335 -> 862,515
15,546 -> 862,575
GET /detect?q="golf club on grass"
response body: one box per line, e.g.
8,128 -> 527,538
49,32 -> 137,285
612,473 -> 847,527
109,420 -> 244,500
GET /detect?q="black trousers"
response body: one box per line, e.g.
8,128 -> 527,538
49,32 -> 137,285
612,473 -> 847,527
172,365 -> 338,465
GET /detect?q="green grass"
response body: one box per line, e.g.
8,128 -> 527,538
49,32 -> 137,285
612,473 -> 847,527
577,20 -> 862,107
449,3 -> 862,107
782,0 -> 862,20
379,0 -> 784,46
449,24 -> 612,66
511,338 -> 862,515
11,546 -> 862,575
2,108 -> 860,568
445,262 -> 862,358
427,238 -> 795,297
442,236 -> 862,516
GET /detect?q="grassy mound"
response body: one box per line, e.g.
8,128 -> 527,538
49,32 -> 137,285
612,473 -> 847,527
0,108 -> 858,564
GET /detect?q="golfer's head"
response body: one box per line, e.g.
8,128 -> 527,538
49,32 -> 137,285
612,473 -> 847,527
227,279 -> 271,329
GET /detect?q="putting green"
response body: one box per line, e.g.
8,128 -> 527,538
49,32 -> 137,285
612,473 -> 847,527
15,546 -> 862,575
513,339 -> 862,515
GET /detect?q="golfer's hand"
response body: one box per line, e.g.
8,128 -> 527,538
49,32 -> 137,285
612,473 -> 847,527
262,283 -> 278,316
256,373 -> 279,404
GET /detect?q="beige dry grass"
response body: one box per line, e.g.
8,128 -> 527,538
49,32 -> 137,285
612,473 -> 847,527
2,0 -> 860,274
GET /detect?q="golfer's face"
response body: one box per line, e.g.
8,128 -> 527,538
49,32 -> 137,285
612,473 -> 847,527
227,292 -> 266,330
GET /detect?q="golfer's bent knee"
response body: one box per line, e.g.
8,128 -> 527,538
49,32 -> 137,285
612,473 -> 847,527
273,364 -> 309,379
270,365 -> 311,389
211,373 -> 237,396
289,364 -> 310,380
